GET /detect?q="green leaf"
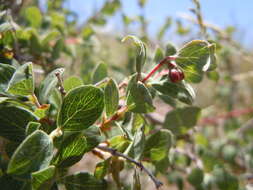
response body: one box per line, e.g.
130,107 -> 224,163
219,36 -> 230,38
82,26 -> 94,40
53,134 -> 87,167
0,64 -> 15,93
152,80 -> 195,105
25,121 -> 41,136
143,129 -> 173,162
41,30 -> 60,47
122,35 -> 146,78
94,158 -> 111,179
39,68 -> 64,103
207,70 -> 219,82
158,94 -> 177,107
132,113 -> 146,133
0,106 -> 37,142
164,106 -> 201,135
187,168 -> 204,186
7,130 -> 53,175
32,166 -> 56,190
207,43 -> 217,71
213,167 -> 238,190
34,104 -> 50,119
104,79 -> 119,117
0,174 -> 24,189
101,0 -> 121,15
109,135 -> 131,152
83,126 -> 104,151
92,63 -> 108,84
61,172 -> 107,190
165,43 -> 177,56
175,40 -> 214,83
57,85 -> 104,131
125,126 -> 145,160
30,32 -> 42,55
51,38 -> 64,60
25,7 -> 42,28
63,76 -> 83,93
153,47 -> 164,63
7,62 -> 34,96
127,81 -> 155,113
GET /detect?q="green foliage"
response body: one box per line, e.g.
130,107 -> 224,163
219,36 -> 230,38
61,172 -> 107,190
143,129 -> 173,162
7,130 -> 53,176
122,35 -> 146,79
63,76 -> 83,92
127,81 -> 155,113
93,62 -> 108,84
175,40 -> 214,83
0,64 -> 15,93
104,78 -> 119,117
7,62 -> 34,96
25,7 -> 42,28
164,106 -> 201,135
1,0 -> 247,189
38,68 -> 64,103
32,166 -> 56,190
53,134 -> 87,167
0,106 -> 37,142
57,86 -> 104,131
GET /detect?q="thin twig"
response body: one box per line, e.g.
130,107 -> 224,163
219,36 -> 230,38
97,145 -> 163,189
55,71 -> 66,96
142,56 -> 176,83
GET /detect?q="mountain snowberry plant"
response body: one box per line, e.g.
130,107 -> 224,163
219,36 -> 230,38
0,17 -> 217,189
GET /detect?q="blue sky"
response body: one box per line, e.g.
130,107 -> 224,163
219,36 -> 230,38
62,0 -> 253,46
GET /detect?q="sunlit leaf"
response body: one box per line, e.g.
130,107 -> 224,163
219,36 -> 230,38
7,130 -> 53,175
57,85 -> 104,131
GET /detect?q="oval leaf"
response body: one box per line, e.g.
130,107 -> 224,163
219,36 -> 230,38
0,64 -> 15,94
152,80 -> 195,105
143,129 -> 173,162
7,130 -> 53,175
7,62 -> 34,96
127,81 -> 155,113
63,76 -> 83,92
57,85 -> 104,131
164,106 -> 201,135
32,166 -> 56,190
175,40 -> 213,83
122,35 -> 146,77
62,172 -> 107,190
38,68 -> 64,103
0,106 -> 38,142
92,63 -> 108,84
53,134 -> 87,168
104,78 -> 119,117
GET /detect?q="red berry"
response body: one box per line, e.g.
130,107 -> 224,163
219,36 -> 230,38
167,61 -> 177,69
169,68 -> 184,82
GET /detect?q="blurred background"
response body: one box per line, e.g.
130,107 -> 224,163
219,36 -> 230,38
1,0 -> 253,189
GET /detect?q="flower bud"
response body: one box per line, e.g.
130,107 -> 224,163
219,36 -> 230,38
169,68 -> 184,82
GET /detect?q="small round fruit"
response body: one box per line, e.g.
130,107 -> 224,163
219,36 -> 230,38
169,68 -> 184,82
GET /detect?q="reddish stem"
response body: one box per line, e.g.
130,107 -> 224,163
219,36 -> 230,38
141,56 -> 176,83
142,62 -> 164,83
100,106 -> 128,131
